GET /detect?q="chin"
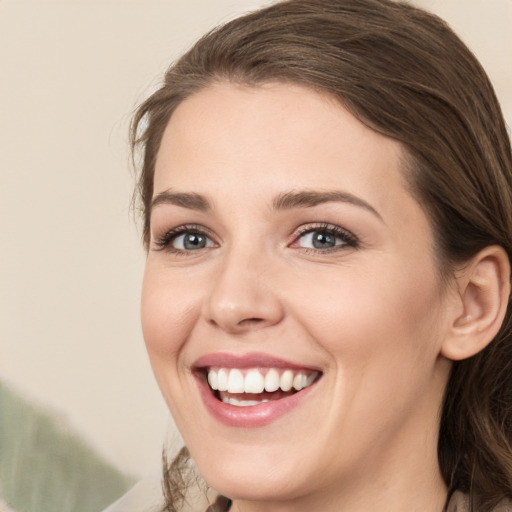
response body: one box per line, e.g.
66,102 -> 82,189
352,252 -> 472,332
200,461 -> 308,503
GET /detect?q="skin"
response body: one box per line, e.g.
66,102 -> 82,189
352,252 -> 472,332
142,82 -> 457,512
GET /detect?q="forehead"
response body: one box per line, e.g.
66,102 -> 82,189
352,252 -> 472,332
154,82 -> 424,229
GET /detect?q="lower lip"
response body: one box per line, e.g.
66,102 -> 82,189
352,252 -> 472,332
195,373 -> 318,428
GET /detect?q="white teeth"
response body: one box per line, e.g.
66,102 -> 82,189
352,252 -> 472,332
227,369 -> 245,393
280,370 -> 294,392
244,369 -> 265,393
206,367 -> 319,394
207,370 -> 218,390
264,368 -> 280,392
222,396 -> 270,407
293,372 -> 307,391
217,368 -> 228,391
305,373 -> 317,387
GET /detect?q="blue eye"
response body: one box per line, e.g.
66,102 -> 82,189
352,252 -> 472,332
297,231 -> 341,249
154,225 -> 216,252
295,224 -> 358,251
172,232 -> 214,250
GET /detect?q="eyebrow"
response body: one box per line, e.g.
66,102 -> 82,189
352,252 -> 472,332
151,190 -> 211,211
151,188 -> 382,220
272,190 -> 383,220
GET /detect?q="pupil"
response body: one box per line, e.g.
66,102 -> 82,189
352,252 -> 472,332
313,232 -> 335,249
184,233 -> 206,249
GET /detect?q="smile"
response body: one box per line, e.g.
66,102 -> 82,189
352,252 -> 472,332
207,367 -> 319,406
193,353 -> 322,427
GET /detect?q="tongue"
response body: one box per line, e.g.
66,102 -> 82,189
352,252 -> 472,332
218,389 -> 296,402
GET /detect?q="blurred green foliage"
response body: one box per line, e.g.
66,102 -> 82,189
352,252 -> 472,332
0,380 -> 135,512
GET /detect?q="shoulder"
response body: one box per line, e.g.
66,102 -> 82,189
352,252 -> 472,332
447,491 -> 512,512
446,492 -> 470,512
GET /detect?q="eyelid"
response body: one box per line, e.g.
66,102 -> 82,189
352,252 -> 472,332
151,221 -> 358,254
152,223 -> 218,252
289,222 -> 359,251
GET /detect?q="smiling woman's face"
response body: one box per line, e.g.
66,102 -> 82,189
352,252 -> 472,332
142,82 -> 454,509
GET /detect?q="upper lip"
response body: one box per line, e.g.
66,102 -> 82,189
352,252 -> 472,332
193,352 -> 322,372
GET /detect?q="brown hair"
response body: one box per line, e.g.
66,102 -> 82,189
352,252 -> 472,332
131,1 -> 512,510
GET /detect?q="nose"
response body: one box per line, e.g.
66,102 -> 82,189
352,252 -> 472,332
203,248 -> 285,334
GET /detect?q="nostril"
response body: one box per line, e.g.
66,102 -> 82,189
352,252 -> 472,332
238,318 -> 265,326
207,316 -> 268,333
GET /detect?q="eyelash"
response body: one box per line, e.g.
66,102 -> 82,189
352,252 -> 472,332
152,222 -> 359,254
291,223 -> 359,253
153,224 -> 215,254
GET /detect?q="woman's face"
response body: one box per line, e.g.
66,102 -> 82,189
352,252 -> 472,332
142,82 -> 453,507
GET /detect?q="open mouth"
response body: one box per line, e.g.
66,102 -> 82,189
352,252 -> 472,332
204,367 -> 321,407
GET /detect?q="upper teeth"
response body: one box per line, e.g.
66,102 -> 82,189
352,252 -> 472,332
207,368 -> 318,394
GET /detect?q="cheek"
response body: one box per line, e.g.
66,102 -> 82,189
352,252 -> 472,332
141,267 -> 200,361
140,266 -> 207,425
288,262 -> 444,366
293,266 -> 447,437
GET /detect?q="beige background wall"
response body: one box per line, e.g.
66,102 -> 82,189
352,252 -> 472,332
1,0 -> 511,480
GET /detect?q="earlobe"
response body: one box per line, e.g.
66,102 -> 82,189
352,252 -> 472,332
441,246 -> 511,361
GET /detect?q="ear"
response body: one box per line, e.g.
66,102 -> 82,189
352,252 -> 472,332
441,245 -> 511,361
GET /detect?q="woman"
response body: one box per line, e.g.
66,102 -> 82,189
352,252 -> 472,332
120,0 -> 512,510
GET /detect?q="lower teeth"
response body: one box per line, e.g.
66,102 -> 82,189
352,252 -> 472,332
222,397 -> 270,407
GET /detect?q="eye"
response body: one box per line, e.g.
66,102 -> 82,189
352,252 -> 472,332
153,225 -> 216,253
293,224 -> 358,252
172,232 -> 214,250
